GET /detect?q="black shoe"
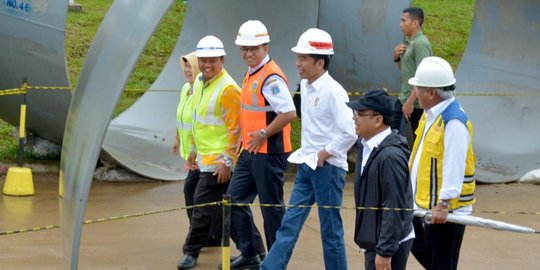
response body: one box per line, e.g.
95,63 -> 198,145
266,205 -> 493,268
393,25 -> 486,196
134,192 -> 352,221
230,254 -> 261,270
231,252 -> 265,262
178,254 -> 197,269
218,254 -> 262,270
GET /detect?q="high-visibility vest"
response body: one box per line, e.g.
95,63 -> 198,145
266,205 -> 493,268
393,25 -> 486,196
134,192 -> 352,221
409,100 -> 476,210
176,83 -> 195,160
192,70 -> 240,155
240,59 -> 292,154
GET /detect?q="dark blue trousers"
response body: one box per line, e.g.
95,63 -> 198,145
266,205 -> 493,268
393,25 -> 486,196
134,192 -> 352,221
227,151 -> 289,257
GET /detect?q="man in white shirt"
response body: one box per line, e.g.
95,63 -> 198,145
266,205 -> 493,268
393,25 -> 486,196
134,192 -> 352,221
347,89 -> 414,270
261,28 -> 357,270
408,57 -> 476,270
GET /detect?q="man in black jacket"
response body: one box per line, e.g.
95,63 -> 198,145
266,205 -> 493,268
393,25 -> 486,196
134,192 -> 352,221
346,89 -> 414,270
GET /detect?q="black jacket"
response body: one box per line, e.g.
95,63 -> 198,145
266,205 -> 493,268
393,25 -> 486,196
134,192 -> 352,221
353,131 -> 413,257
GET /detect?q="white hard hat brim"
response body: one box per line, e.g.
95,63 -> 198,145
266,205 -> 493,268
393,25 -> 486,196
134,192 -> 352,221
408,77 -> 456,88
235,38 -> 269,46
291,46 -> 334,55
196,51 -> 226,57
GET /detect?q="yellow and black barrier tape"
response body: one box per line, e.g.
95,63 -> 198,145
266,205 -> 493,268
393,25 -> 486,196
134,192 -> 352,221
2,85 -> 540,97
2,201 -> 538,236
0,224 -> 60,235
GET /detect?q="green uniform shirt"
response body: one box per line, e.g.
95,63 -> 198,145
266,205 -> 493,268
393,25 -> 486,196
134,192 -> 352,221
399,31 -> 432,108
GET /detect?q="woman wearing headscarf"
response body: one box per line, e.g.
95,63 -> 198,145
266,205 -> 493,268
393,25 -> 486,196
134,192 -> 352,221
172,51 -> 201,222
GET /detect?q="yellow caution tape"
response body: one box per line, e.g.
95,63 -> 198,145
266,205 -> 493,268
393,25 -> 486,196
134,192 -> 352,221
1,202 -> 538,236
2,84 -> 540,96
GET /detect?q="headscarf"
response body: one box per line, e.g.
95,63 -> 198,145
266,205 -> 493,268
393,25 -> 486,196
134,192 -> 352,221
180,51 -> 200,85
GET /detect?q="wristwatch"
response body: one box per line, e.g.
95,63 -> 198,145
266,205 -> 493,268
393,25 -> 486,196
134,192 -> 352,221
222,158 -> 232,168
259,129 -> 267,138
439,199 -> 450,208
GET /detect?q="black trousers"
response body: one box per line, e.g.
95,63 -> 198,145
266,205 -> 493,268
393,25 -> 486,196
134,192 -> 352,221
183,169 -> 200,221
183,169 -> 221,241
182,172 -> 229,257
364,239 -> 413,270
228,151 -> 289,257
411,216 -> 466,270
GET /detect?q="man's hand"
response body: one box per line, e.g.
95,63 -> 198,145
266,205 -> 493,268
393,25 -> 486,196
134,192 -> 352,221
213,163 -> 231,184
171,140 -> 179,155
246,131 -> 266,154
317,150 -> 331,167
236,136 -> 243,155
187,151 -> 197,170
393,43 -> 407,61
375,254 -> 392,270
432,203 -> 449,224
402,100 -> 414,121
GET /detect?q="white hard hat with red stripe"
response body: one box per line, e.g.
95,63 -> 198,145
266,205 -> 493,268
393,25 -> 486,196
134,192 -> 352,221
235,20 -> 270,46
196,35 -> 226,57
291,28 -> 334,55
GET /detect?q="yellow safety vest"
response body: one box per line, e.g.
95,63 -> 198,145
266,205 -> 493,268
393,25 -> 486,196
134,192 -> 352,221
192,70 -> 239,155
176,83 -> 194,160
409,100 -> 476,210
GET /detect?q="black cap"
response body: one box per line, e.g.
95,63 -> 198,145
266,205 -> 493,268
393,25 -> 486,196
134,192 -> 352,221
346,89 -> 394,117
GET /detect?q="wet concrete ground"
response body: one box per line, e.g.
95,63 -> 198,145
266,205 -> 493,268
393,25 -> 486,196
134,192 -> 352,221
1,173 -> 539,269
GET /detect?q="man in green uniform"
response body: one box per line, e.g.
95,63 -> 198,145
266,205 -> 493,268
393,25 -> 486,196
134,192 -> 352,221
392,7 -> 432,136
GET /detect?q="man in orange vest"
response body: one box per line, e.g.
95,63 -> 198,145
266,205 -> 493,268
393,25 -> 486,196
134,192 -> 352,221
225,20 -> 297,269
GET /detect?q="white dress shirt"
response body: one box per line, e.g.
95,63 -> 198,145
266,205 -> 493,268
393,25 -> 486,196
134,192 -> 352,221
288,71 -> 357,171
248,55 -> 296,114
410,97 -> 472,214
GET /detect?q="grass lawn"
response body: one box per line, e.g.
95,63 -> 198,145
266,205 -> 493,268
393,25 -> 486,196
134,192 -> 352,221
0,0 -> 474,160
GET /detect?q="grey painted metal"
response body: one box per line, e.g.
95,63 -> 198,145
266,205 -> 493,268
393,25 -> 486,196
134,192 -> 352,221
456,0 -> 540,183
102,0 -> 319,180
318,0 -> 410,92
0,0 -> 71,144
59,1 -> 173,269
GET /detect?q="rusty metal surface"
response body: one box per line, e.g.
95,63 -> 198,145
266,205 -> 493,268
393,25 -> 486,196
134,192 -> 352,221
59,1 -> 173,268
456,0 -> 540,182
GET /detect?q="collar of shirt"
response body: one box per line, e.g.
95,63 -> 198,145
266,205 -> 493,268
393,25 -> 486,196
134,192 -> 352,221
405,30 -> 424,45
307,71 -> 330,93
248,54 -> 270,75
361,127 -> 392,153
200,70 -> 225,87
426,96 -> 455,124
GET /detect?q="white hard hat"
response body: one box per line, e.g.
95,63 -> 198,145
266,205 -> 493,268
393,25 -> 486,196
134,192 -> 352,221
235,20 -> 270,46
291,28 -> 334,55
408,56 -> 456,88
196,35 -> 226,57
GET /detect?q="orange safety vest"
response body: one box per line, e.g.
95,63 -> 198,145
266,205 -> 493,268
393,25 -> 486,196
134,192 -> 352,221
240,59 -> 292,154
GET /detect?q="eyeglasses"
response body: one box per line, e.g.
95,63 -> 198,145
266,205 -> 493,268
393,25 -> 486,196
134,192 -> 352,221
354,111 -> 380,119
240,46 -> 262,54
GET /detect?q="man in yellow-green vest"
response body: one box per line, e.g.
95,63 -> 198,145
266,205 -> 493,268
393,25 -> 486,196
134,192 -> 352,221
408,56 -> 476,270
177,35 -> 241,270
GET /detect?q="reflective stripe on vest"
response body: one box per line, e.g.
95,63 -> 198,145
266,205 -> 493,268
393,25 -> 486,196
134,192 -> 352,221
409,101 -> 476,210
240,103 -> 273,112
177,121 -> 192,131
